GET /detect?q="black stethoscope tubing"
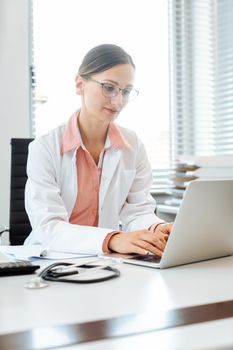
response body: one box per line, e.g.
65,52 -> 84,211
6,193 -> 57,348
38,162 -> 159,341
39,262 -> 120,284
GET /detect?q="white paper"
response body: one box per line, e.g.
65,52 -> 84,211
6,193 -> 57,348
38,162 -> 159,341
0,245 -> 97,261
0,250 -> 13,262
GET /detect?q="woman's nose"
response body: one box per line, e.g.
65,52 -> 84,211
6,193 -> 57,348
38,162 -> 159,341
110,91 -> 124,106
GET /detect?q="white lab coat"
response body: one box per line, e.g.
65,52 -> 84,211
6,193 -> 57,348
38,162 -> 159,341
24,122 -> 163,254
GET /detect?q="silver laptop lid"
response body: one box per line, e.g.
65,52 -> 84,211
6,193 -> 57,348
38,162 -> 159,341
160,179 -> 233,268
103,180 -> 233,269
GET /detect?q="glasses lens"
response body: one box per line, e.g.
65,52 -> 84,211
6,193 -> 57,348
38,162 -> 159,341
102,84 -> 117,97
102,83 -> 139,101
124,88 -> 139,101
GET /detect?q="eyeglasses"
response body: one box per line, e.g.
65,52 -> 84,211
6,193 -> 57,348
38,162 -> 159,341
89,78 -> 139,101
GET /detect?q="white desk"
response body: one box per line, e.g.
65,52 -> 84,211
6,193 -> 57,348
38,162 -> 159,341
1,253 -> 233,349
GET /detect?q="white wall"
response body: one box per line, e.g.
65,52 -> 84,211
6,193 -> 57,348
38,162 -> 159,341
0,0 -> 31,243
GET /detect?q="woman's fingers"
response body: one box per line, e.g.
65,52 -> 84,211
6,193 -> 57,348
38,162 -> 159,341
155,222 -> 173,235
156,233 -> 169,245
108,228 -> 170,255
132,239 -> 163,256
129,244 -> 151,256
129,231 -> 166,256
139,232 -> 167,251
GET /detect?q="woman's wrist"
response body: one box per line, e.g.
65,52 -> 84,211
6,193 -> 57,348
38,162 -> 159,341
102,231 -> 122,253
108,232 -> 123,252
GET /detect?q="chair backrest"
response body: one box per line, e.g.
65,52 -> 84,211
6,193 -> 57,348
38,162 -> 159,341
10,138 -> 34,245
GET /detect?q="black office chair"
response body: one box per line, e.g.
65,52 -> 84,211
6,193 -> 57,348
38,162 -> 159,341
0,138 -> 34,245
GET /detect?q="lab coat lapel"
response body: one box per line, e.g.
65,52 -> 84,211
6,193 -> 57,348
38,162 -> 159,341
99,148 -> 121,209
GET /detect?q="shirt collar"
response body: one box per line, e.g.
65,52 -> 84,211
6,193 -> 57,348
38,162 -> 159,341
61,110 -> 131,155
105,122 -> 131,149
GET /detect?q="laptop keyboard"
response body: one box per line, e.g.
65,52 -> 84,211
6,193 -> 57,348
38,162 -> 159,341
130,254 -> 161,263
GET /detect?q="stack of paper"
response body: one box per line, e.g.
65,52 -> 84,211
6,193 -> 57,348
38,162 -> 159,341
166,155 -> 233,207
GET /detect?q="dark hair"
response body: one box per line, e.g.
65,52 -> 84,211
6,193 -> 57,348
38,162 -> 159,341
78,44 -> 135,79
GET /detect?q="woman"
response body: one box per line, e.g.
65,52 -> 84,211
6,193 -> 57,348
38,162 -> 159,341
25,44 -> 172,255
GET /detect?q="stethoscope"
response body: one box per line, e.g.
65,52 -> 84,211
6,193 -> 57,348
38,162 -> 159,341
24,259 -> 121,289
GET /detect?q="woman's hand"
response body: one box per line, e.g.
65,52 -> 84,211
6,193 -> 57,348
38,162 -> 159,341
154,222 -> 173,241
108,222 -> 173,256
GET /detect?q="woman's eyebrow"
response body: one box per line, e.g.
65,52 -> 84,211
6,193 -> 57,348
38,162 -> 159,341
103,79 -> 133,87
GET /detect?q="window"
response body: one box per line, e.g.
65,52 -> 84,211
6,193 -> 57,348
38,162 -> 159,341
32,0 -> 170,188
169,0 -> 233,159
31,0 -> 233,196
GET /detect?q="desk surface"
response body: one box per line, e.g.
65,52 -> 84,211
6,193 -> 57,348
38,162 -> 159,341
1,252 -> 233,349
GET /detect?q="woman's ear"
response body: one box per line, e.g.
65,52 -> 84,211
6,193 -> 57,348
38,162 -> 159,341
75,75 -> 84,95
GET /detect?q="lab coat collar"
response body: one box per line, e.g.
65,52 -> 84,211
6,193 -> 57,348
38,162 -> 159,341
61,111 -> 82,155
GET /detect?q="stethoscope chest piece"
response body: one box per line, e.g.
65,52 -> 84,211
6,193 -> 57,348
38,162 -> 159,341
24,276 -> 49,289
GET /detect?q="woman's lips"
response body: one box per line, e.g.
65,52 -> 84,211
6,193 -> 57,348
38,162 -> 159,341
104,107 -> 119,114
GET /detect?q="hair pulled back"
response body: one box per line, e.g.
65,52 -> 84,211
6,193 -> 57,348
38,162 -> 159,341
78,44 -> 135,79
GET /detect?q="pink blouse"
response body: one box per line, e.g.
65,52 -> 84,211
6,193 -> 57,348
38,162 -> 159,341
61,111 -> 129,252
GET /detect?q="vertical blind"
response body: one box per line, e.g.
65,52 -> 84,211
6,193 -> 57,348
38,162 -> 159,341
215,0 -> 233,154
169,0 -> 233,160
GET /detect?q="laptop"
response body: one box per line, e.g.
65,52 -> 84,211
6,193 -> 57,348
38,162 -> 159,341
105,179 -> 233,269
